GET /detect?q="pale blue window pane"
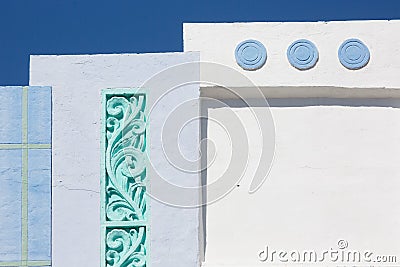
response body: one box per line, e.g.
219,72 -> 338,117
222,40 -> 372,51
0,87 -> 22,144
28,87 -> 51,144
28,149 -> 51,261
0,149 -> 22,262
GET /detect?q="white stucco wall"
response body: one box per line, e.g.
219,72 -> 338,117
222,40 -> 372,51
184,21 -> 400,266
184,20 -> 400,94
29,53 -> 201,267
202,99 -> 400,266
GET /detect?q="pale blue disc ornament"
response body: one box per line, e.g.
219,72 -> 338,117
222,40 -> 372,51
235,39 -> 267,70
287,39 -> 319,70
338,39 -> 370,70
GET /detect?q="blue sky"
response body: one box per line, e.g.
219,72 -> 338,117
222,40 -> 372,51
0,0 -> 399,85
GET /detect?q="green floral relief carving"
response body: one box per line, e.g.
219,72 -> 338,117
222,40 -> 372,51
102,90 -> 147,267
106,227 -> 146,267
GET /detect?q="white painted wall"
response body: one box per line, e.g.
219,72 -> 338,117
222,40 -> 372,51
202,99 -> 400,266
184,21 -> 400,266
184,20 -> 400,91
29,53 -> 201,267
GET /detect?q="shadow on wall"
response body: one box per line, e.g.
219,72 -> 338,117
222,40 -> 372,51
219,97 -> 400,108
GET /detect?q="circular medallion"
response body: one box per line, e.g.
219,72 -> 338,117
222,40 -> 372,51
235,39 -> 267,70
338,39 -> 370,70
287,39 -> 319,70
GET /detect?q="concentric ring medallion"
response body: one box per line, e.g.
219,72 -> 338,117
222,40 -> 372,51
235,39 -> 267,70
338,38 -> 370,70
287,39 -> 319,70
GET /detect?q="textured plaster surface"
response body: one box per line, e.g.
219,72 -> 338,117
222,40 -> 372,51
184,21 -> 400,266
203,99 -> 400,266
184,20 -> 400,93
30,53 -> 201,267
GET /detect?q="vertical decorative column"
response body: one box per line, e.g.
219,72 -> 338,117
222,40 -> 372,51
0,86 -> 52,267
101,89 -> 148,267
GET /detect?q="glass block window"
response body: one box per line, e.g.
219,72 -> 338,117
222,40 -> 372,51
0,86 -> 51,267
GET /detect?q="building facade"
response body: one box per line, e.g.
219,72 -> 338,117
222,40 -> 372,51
0,20 -> 399,266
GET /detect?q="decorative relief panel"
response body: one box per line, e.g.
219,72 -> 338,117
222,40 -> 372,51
102,89 -> 147,267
